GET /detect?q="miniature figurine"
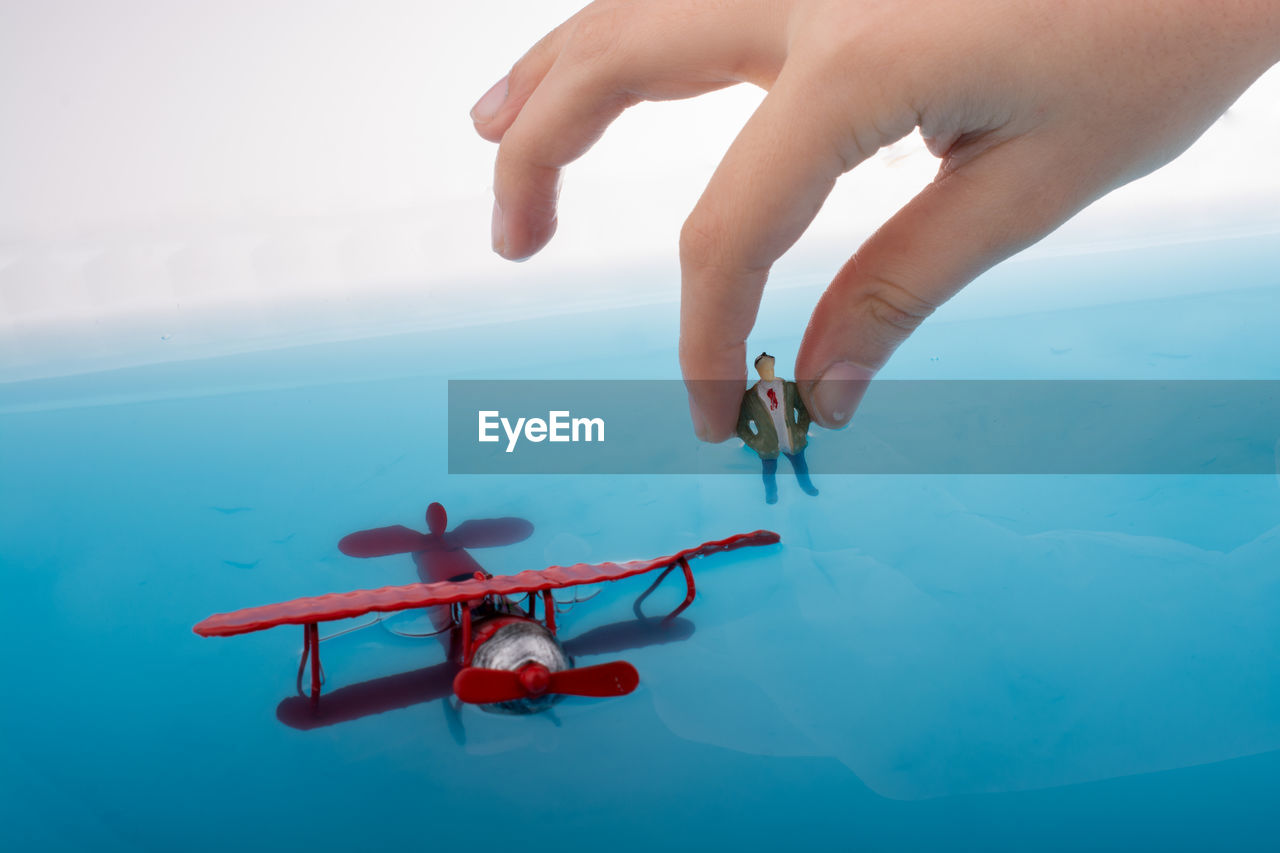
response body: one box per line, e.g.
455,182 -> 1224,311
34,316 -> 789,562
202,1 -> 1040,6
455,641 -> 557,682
737,352 -> 820,504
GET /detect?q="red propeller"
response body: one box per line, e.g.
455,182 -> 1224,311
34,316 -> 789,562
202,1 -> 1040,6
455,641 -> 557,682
453,661 -> 639,705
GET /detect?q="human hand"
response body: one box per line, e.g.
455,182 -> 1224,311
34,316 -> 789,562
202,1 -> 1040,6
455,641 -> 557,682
470,0 -> 1280,439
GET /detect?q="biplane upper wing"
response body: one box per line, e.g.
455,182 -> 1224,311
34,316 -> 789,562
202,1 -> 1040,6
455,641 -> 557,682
194,530 -> 779,638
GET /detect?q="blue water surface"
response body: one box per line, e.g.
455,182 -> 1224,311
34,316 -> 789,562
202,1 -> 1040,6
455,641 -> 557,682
2,234 -> 1279,851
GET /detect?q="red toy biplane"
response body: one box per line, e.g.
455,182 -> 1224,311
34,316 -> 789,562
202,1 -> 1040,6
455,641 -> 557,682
195,503 -> 779,717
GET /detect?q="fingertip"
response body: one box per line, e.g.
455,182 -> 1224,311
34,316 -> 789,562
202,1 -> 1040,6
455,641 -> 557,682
473,121 -> 507,144
687,392 -> 737,442
687,398 -> 737,443
490,199 -> 505,256
682,373 -> 746,444
470,75 -> 509,125
679,304 -> 751,442
471,75 -> 530,142
492,136 -> 565,258
687,394 -> 713,442
804,361 -> 874,429
493,212 -> 558,261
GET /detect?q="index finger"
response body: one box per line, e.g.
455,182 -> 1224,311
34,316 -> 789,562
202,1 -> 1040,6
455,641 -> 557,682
679,70 -> 893,441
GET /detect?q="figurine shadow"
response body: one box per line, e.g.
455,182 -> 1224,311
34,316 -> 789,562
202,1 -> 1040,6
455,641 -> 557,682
276,616 -> 696,731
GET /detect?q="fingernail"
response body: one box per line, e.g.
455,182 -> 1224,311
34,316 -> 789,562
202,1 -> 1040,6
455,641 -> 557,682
811,361 -> 873,428
470,75 -> 508,123
491,198 -> 505,256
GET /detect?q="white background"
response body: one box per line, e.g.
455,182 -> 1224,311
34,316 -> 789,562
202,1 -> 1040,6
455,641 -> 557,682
1,0 -> 1277,378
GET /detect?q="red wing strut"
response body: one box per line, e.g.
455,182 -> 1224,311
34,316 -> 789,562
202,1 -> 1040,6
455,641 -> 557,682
194,530 -> 779,638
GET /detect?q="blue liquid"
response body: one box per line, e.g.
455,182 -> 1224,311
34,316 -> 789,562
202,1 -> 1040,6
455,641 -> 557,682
2,234 -> 1279,851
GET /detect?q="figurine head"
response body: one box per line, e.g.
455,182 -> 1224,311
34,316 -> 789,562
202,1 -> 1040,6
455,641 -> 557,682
753,352 -> 776,381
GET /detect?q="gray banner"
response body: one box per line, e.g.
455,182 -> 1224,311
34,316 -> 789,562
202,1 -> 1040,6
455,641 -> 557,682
447,380 -> 1280,475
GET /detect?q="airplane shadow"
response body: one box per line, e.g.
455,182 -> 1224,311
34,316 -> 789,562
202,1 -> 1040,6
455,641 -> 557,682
276,616 -> 696,730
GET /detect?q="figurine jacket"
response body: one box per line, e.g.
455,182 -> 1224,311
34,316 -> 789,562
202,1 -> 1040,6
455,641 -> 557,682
737,380 -> 810,459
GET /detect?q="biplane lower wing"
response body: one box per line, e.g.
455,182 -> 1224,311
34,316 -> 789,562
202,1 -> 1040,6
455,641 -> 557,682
194,530 -> 779,638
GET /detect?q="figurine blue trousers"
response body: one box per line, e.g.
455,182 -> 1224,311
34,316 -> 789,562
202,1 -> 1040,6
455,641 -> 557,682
761,450 -> 819,504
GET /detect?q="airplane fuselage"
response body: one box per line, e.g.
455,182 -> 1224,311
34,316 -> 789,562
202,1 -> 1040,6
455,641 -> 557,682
450,608 -> 572,714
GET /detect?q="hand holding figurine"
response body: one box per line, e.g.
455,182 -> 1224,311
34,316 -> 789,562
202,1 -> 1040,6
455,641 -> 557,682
470,0 -> 1280,439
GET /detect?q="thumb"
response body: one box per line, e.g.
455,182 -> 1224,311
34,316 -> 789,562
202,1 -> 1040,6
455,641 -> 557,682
795,136 -> 1090,427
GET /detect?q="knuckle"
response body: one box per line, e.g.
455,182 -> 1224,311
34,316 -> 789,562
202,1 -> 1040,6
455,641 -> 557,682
786,25 -> 918,167
493,134 -> 526,179
507,54 -> 535,96
679,212 -> 769,278
678,214 -> 722,270
860,275 -> 936,342
793,3 -> 891,77
508,20 -> 567,97
563,7 -> 628,65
